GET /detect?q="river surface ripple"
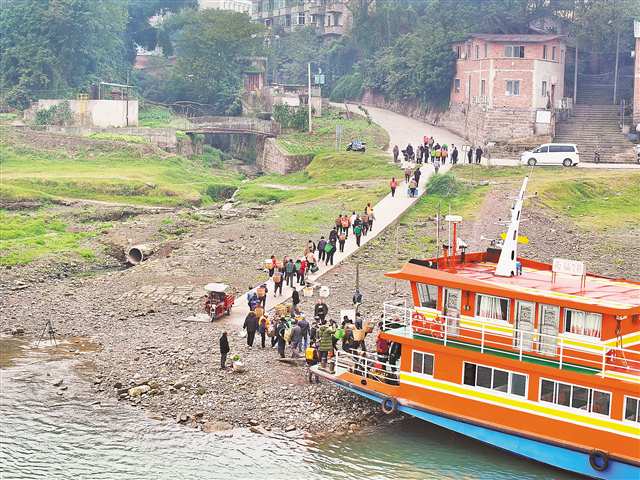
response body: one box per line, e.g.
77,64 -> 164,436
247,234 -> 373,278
0,338 -> 572,479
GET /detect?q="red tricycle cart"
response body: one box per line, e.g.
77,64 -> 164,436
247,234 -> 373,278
203,283 -> 234,321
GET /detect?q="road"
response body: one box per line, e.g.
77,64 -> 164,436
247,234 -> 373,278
227,106 -> 464,327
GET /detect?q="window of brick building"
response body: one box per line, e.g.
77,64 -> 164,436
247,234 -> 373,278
552,46 -> 557,61
454,78 -> 461,93
456,45 -> 462,59
506,80 -> 520,96
543,45 -> 548,59
475,45 -> 480,59
505,45 -> 525,58
484,43 -> 488,58
481,79 -> 486,96
541,81 -> 547,98
297,12 -> 305,25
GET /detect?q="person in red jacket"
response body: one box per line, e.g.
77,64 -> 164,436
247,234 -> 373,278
299,258 -> 307,286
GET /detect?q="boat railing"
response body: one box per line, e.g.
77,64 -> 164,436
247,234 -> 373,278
334,349 -> 400,385
382,302 -> 640,379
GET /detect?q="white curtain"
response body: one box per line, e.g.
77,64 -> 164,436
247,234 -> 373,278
479,295 -> 503,321
570,310 -> 601,337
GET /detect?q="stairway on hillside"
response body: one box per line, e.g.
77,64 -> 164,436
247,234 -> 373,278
554,79 -> 635,163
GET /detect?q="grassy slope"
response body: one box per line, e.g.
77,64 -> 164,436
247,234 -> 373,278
0,135 -> 240,207
453,166 -> 640,231
0,211 -> 104,266
276,109 -> 389,155
240,108 -> 398,234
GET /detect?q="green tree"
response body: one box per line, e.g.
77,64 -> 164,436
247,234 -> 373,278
162,9 -> 264,114
0,0 -> 129,109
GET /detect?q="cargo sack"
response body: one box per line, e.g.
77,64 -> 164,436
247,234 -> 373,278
324,243 -> 334,253
305,347 -> 315,361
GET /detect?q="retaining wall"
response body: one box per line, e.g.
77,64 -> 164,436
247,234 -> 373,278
257,138 -> 314,174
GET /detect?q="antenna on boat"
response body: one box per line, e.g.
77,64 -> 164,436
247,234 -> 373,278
495,176 -> 529,277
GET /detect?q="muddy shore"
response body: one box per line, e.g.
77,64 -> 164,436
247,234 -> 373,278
2,180 -> 638,436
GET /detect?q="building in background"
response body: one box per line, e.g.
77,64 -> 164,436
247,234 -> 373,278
448,33 -> 567,144
252,0 -> 352,38
200,0 -> 252,13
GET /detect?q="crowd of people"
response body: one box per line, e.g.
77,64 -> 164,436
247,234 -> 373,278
218,131 -> 473,373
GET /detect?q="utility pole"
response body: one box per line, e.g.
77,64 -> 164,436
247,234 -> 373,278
573,42 -> 579,106
613,29 -> 621,104
307,62 -> 312,133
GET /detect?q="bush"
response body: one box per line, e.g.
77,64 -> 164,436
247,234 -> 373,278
205,183 -> 237,201
273,104 -> 308,131
34,101 -> 73,126
426,172 -> 467,197
88,133 -> 149,144
329,72 -> 364,103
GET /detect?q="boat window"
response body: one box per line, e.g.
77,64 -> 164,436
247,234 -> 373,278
477,365 -> 492,388
463,362 -> 527,397
591,390 -> 611,416
564,309 -> 601,338
624,397 -> 640,423
539,378 -> 611,416
476,294 -> 510,322
416,283 -> 438,309
411,350 -> 434,376
463,363 -> 476,386
511,373 -> 527,397
540,379 -> 555,402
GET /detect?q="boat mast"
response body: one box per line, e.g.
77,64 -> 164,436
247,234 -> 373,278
495,176 -> 529,277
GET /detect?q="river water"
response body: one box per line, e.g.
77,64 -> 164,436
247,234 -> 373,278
0,338 -> 572,480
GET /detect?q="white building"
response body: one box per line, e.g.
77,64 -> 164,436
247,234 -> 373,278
199,0 -> 252,13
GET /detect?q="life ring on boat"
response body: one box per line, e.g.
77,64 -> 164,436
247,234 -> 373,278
380,396 -> 397,415
411,311 -> 427,334
589,450 -> 609,472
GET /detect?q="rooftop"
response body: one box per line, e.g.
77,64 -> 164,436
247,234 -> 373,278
466,33 -> 564,43
386,252 -> 640,315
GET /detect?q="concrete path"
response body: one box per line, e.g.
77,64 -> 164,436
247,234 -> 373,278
226,106 -> 464,328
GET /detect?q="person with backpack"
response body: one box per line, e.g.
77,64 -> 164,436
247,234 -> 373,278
354,222 -> 363,247
360,213 -> 369,236
338,229 -> 346,252
366,205 -> 375,231
258,312 -> 269,348
290,320 -> 303,357
408,177 -> 418,197
340,215 -> 350,237
298,316 -> 310,350
404,166 -> 412,183
275,317 -> 287,359
414,167 -> 422,186
318,321 -> 335,369
390,177 -> 398,197
273,267 -> 283,297
392,145 -> 399,162
299,258 -> 307,286
325,238 -> 336,265
441,144 -> 448,164
335,214 -> 342,234
243,311 -> 258,347
257,283 -> 268,309
317,236 -> 327,262
307,239 -> 316,254
475,146 -> 483,164
285,259 -> 295,287
219,331 -> 230,370
268,255 -> 277,277
328,226 -> 338,245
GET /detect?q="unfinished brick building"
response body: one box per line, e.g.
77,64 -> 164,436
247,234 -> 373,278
447,34 -> 567,145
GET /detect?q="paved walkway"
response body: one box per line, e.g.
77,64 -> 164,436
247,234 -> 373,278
227,106 -> 463,327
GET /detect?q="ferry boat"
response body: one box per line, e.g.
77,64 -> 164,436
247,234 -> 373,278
313,177 -> 640,479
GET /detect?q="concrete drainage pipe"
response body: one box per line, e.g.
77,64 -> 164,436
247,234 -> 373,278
126,244 -> 155,265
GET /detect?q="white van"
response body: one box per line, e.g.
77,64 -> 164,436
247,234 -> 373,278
520,143 -> 580,167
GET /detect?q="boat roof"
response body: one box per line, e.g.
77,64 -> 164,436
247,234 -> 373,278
386,252 -> 640,315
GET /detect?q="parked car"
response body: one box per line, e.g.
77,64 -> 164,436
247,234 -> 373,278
346,140 -> 366,152
520,143 -> 580,167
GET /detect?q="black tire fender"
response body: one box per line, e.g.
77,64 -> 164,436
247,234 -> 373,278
380,396 -> 397,415
589,450 -> 609,472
